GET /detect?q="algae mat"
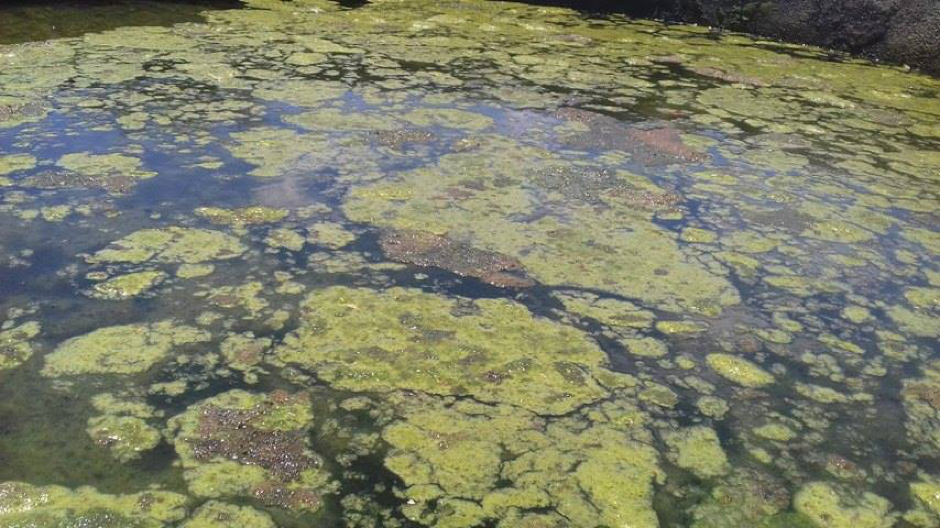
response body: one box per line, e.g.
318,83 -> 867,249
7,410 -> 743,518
0,0 -> 937,527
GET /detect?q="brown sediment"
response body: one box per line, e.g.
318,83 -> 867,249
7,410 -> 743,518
554,107 -> 707,164
379,229 -> 535,288
192,392 -> 320,482
369,129 -> 436,149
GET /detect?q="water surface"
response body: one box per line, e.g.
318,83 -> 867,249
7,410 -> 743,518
0,0 -> 938,527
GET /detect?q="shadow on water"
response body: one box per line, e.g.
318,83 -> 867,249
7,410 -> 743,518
0,0 -> 243,45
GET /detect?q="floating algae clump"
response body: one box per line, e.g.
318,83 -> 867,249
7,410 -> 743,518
901,360 -> 940,455
306,221 -> 356,249
690,468 -> 794,528
910,476 -> 940,518
195,206 -> 288,226
88,227 -> 246,265
166,390 -> 329,511
42,321 -> 210,376
706,353 -> 775,387
274,286 -> 628,414
227,128 -> 309,178
343,142 -> 738,314
794,482 -> 897,528
382,396 -> 662,528
32,152 -> 158,194
0,321 -> 40,372
87,415 -> 161,463
0,154 -> 36,175
86,393 -> 161,462
663,426 -> 729,478
90,270 -> 167,300
182,501 -> 276,528
264,228 -> 306,252
0,481 -> 187,527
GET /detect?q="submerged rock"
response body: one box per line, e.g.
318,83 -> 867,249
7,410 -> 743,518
379,229 -> 535,288
554,108 -> 707,164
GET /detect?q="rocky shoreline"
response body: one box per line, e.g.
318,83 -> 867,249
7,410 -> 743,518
524,0 -> 940,75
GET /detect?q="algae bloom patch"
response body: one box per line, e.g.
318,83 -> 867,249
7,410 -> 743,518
88,227 -> 247,265
42,321 -> 210,376
273,286 -> 632,414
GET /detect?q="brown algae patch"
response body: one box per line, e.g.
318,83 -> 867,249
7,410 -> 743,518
166,390 -> 330,510
379,229 -> 535,288
88,227 -> 246,265
42,321 -> 210,376
274,286 -> 632,414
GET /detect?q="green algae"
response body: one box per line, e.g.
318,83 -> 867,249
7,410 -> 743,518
264,228 -> 306,252
42,321 -> 210,376
342,141 -> 739,315
195,206 -> 288,226
87,414 -> 161,463
90,271 -> 167,300
88,228 -> 246,265
794,482 -> 897,528
690,468 -> 795,528
166,390 -> 330,510
177,263 -> 215,279
901,361 -> 940,456
0,154 -> 36,176
306,221 -> 356,249
0,482 -> 188,527
226,128 -> 310,178
43,152 -> 157,194
0,321 -> 40,372
86,393 -> 161,462
706,353 -> 775,387
911,476 -> 940,518
182,501 -> 276,528
382,395 -> 662,528
274,286 -> 628,415
0,0 -> 937,523
663,426 -> 729,479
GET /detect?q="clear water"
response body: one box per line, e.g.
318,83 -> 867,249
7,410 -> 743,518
0,0 -> 937,527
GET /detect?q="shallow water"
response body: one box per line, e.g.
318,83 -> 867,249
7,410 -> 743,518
0,0 -> 938,526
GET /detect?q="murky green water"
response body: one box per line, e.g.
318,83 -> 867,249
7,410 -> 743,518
0,0 -> 938,526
